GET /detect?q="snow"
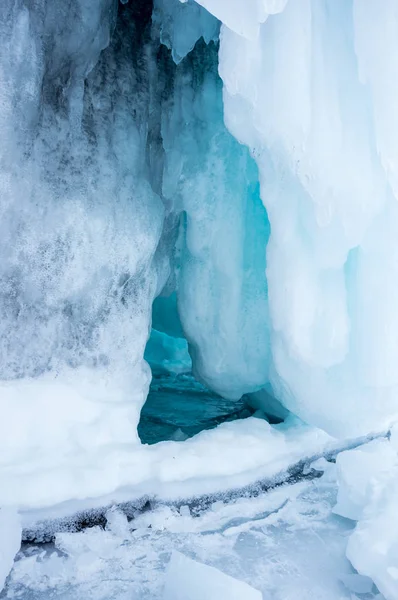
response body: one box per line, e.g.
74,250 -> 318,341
0,509 -> 21,593
15,414 -> 335,520
163,551 -> 262,600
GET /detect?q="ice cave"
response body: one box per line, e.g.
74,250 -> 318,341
2,0 -> 398,598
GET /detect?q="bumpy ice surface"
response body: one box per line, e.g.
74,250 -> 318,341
3,464 -> 384,600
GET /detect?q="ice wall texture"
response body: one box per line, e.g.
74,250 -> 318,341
157,36 -> 271,400
0,0 -> 273,500
3,0 -> 398,498
0,0 -> 172,472
189,0 -> 398,436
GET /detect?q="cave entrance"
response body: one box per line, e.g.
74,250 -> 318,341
138,295 -> 253,445
137,372 -> 253,445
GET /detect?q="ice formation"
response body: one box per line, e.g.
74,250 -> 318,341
7,475 -> 368,600
207,0 -> 398,437
163,550 -> 262,600
0,508 -> 21,593
2,0 -> 398,535
333,429 -> 398,600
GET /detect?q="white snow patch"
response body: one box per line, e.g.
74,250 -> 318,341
17,414 -> 336,524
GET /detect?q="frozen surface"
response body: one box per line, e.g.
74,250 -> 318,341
3,468 -> 383,600
16,412 -> 334,519
334,428 -> 398,600
0,509 -> 21,593
333,438 -> 397,521
163,551 -> 262,600
212,0 -> 398,437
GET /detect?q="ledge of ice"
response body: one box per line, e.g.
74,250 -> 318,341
16,414 -> 336,527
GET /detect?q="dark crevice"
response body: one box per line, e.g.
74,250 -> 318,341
21,457 -> 331,544
138,371 -> 255,444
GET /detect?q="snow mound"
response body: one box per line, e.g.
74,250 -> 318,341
18,415 -> 334,522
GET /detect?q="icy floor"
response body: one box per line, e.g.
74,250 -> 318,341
3,464 -> 384,600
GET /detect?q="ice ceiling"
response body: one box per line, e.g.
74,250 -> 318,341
1,0 -> 398,512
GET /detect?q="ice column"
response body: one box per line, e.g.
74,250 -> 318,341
157,26 -> 272,399
195,0 -> 398,436
0,0 -> 169,487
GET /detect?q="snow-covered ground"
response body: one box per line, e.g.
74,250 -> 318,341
2,461 -> 383,600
